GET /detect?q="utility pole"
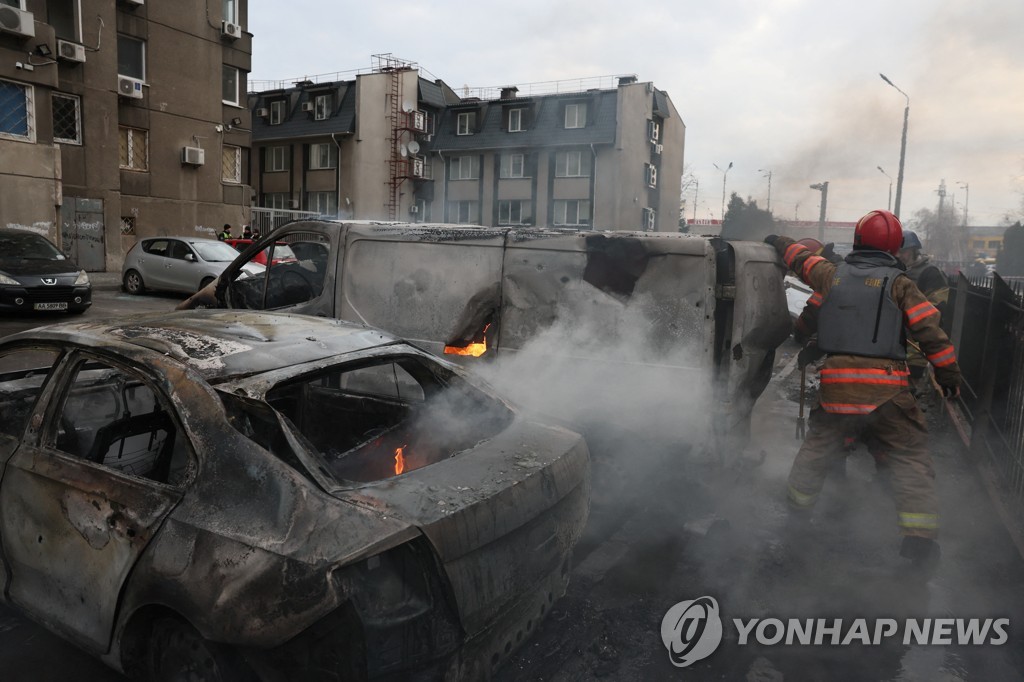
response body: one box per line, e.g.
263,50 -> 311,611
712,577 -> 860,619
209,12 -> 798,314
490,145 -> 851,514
759,168 -> 773,212
880,74 -> 910,217
692,178 -> 699,221
714,162 -> 732,220
810,182 -> 829,242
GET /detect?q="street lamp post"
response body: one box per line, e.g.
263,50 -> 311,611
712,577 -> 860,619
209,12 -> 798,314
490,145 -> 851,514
877,166 -> 893,212
758,168 -> 773,212
957,181 -> 969,226
880,73 -> 909,217
810,181 -> 829,242
692,178 -> 699,222
713,162 -> 732,221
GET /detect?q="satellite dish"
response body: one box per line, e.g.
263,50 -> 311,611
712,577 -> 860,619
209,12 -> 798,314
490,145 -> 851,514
402,100 -> 415,113
399,143 -> 408,157
407,140 -> 420,155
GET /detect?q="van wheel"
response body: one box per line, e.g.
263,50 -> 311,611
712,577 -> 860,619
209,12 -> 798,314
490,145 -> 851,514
142,616 -> 255,682
123,270 -> 146,295
199,276 -> 216,292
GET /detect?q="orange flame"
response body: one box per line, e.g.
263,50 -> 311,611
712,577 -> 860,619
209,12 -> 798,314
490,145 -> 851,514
444,323 -> 491,357
394,445 -> 406,475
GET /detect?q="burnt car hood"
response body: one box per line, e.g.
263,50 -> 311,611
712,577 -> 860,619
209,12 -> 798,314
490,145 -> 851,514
334,417 -> 590,637
0,258 -> 82,278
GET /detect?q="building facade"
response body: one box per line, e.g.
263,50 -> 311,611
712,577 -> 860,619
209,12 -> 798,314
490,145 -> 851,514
249,61 -> 685,233
0,0 -> 251,270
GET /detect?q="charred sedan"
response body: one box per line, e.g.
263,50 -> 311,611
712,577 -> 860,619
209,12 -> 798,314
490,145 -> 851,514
0,228 -> 91,314
0,311 -> 589,680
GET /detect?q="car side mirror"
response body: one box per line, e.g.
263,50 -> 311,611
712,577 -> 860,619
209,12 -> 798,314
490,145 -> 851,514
184,253 -> 195,262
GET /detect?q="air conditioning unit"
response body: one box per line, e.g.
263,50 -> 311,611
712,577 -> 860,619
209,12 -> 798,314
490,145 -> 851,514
117,75 -> 144,99
654,143 -> 664,155
412,157 -> 425,178
57,39 -> 86,63
648,120 -> 660,142
0,6 -> 34,38
412,111 -> 426,131
221,21 -> 241,40
256,107 -> 269,118
301,101 -> 314,113
646,165 -> 658,188
181,146 -> 205,166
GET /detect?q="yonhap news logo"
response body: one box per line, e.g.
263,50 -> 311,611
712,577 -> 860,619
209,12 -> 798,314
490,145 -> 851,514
660,596 -> 1009,667
660,596 -> 724,667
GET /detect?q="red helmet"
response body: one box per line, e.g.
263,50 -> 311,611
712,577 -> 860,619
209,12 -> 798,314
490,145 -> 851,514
796,238 -> 825,255
854,209 -> 903,255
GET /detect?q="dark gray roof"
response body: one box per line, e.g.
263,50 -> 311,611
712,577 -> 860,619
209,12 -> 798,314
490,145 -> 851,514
432,90 -> 619,152
250,81 -> 356,141
653,89 -> 672,119
418,78 -> 447,108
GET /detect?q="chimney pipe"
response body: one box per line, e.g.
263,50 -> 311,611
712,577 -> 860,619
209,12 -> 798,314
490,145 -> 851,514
500,86 -> 518,100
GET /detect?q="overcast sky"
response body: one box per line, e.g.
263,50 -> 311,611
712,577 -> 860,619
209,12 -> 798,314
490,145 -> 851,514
249,0 -> 1024,226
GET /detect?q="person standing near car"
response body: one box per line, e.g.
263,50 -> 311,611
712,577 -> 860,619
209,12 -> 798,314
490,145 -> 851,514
242,225 -> 253,239
219,224 -> 233,241
898,230 -> 951,399
764,209 -> 961,575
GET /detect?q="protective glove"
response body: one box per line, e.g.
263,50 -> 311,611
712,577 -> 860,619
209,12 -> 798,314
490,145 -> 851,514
940,384 -> 961,399
797,341 -> 824,369
764,234 -> 779,246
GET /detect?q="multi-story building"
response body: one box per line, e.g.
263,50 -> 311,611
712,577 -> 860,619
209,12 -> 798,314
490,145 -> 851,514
248,59 -> 685,232
0,0 -> 251,271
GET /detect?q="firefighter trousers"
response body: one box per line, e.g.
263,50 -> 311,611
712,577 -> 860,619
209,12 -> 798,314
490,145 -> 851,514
786,391 -> 938,539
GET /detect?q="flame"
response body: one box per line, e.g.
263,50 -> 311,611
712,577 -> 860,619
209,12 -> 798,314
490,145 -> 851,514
444,323 -> 491,357
394,445 -> 406,476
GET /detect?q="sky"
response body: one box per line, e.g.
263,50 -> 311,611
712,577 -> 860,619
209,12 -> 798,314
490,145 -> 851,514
248,0 -> 1024,227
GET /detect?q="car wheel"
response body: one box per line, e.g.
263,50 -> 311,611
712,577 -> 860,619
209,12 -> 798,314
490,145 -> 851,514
144,616 -> 255,682
199,276 -> 216,292
124,270 -> 146,295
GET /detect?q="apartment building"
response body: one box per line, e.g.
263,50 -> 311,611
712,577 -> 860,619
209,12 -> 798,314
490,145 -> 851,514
0,0 -> 251,270
249,60 -> 685,232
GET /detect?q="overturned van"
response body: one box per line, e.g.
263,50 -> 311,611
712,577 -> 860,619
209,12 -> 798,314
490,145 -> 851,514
180,221 -> 791,456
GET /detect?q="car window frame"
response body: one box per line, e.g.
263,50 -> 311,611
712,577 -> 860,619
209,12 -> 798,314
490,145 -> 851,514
0,342 -> 66,445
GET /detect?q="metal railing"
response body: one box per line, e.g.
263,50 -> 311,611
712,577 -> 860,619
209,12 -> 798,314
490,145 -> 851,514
249,207 -> 327,236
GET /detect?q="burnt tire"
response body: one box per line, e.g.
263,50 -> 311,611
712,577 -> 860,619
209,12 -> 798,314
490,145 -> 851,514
123,269 -> 146,295
199,276 -> 216,292
143,616 -> 255,682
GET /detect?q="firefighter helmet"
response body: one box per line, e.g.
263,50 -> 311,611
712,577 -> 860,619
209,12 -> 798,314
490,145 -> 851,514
901,230 -> 923,251
853,209 -> 903,255
796,238 -> 826,255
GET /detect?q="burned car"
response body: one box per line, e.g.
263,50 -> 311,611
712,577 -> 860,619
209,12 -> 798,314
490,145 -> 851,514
0,310 -> 590,680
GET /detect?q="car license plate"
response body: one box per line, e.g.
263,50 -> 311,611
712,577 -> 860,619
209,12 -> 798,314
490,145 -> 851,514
34,302 -> 68,311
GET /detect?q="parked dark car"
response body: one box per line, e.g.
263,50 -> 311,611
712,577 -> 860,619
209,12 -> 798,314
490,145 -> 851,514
121,237 -> 264,295
0,310 -> 590,680
0,228 -> 91,314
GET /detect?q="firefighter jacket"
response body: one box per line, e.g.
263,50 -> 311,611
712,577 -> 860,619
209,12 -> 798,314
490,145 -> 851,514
904,254 -> 950,368
774,237 -> 961,415
817,253 -> 907,360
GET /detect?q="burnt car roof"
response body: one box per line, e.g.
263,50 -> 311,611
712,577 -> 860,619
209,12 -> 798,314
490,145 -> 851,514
4,310 -> 396,381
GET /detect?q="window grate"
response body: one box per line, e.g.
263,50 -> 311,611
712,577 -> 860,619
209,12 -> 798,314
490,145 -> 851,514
119,126 -> 148,170
120,216 -> 136,235
222,144 -> 241,183
52,93 -> 81,145
0,79 -> 34,141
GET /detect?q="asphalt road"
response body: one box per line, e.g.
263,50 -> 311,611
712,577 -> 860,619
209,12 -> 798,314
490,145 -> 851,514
2,285 -> 1023,681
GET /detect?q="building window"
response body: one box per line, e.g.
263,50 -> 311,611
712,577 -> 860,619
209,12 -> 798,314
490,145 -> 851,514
307,192 -> 337,215
0,79 -> 34,142
120,216 -> 136,235
500,153 -> 525,179
456,111 -> 475,136
509,108 -> 524,132
118,126 -> 148,170
314,94 -> 331,121
222,0 -> 238,24
263,193 -> 288,210
222,65 -> 240,105
48,0 -> 81,41
270,100 -> 286,125
309,142 -> 337,170
449,201 -> 479,224
564,102 -> 587,129
222,144 -> 241,183
52,93 -> 81,145
642,207 -> 656,231
449,155 -> 479,180
645,163 -> 658,188
647,119 -> 660,142
498,200 -> 532,225
555,151 -> 591,178
267,146 -> 289,172
117,35 -> 145,80
553,199 -> 591,226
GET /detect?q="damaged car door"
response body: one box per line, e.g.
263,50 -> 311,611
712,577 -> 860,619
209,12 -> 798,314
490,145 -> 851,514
0,352 -> 190,653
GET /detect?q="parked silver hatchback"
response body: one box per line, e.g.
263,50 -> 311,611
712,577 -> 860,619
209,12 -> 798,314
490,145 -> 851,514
121,237 -> 264,295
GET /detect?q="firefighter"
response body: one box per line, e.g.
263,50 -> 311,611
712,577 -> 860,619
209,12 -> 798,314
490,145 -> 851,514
898,230 -> 951,398
764,209 -> 961,574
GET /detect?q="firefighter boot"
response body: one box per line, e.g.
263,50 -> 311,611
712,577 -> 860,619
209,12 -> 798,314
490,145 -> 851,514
900,536 -> 941,578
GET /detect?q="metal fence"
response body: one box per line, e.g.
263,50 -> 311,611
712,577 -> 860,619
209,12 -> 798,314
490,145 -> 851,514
249,207 -> 326,237
944,273 -> 1024,551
